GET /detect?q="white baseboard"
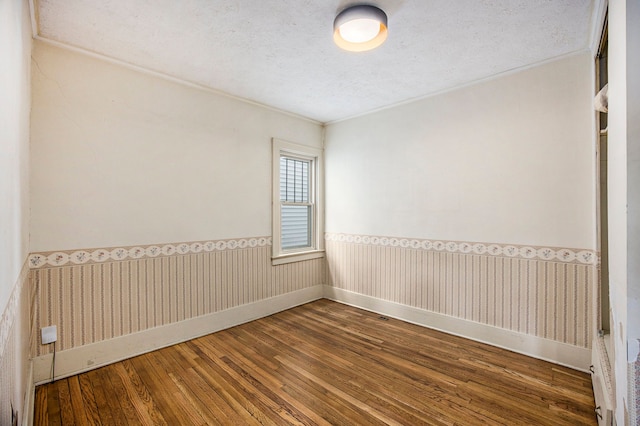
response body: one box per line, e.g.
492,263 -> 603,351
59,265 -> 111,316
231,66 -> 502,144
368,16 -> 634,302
324,286 -> 591,372
22,361 -> 34,426
31,283 -> 590,385
32,285 -> 323,385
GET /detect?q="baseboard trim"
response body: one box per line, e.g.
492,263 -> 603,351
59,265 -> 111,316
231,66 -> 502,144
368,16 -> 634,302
22,360 -> 34,426
31,283 -> 589,385
324,286 -> 591,372
33,285 -> 324,384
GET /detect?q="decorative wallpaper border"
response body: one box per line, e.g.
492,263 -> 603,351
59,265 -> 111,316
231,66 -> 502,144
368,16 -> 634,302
30,233 -> 598,269
325,233 -> 597,265
28,237 -> 273,269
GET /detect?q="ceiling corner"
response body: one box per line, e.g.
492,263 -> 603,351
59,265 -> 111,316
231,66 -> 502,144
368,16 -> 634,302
28,0 -> 40,38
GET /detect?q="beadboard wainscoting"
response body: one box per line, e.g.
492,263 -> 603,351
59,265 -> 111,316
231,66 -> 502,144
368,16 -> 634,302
325,233 -> 597,371
30,237 -> 325,383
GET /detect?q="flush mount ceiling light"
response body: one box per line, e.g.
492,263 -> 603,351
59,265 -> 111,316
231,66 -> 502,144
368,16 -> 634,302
333,5 -> 388,52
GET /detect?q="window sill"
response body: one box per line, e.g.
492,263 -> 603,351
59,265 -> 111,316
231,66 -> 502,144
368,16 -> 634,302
271,250 -> 325,266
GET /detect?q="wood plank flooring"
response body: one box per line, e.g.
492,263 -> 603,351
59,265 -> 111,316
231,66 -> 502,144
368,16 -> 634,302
34,299 -> 596,425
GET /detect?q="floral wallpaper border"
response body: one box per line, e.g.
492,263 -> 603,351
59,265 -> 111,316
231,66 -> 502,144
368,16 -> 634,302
325,233 -> 597,265
29,233 -> 598,269
28,237 -> 273,269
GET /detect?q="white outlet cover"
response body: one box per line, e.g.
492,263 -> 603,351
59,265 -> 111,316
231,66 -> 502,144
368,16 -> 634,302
41,325 -> 57,344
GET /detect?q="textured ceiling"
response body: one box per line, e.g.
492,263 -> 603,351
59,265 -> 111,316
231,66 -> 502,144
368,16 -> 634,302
35,0 -> 596,123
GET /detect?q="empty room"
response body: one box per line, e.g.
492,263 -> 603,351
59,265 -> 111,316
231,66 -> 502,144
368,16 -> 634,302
1,0 -> 639,424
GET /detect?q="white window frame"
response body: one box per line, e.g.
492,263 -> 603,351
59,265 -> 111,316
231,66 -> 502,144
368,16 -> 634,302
272,138 -> 324,265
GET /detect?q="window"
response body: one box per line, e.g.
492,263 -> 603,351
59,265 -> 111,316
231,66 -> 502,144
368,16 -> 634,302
280,156 -> 311,249
272,139 -> 324,265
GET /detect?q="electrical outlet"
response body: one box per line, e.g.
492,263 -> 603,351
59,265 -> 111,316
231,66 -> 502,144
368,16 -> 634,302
41,325 -> 57,344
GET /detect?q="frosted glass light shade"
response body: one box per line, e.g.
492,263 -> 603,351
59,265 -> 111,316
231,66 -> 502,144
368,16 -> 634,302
339,18 -> 381,43
333,5 -> 388,52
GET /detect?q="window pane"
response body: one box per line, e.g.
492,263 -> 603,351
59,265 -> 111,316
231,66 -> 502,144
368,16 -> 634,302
280,157 -> 309,203
281,204 -> 311,249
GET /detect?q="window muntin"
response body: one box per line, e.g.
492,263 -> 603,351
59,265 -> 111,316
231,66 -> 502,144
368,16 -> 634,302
280,157 -> 309,203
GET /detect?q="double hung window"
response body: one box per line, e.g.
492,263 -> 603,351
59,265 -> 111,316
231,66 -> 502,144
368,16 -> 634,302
272,139 -> 324,264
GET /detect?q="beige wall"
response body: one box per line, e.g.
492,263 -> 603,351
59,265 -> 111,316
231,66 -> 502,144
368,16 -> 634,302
0,0 -> 32,424
30,41 -> 323,252
0,0 -> 31,322
28,41 -> 326,381
325,53 -> 595,249
324,53 -> 597,369
608,0 -> 640,423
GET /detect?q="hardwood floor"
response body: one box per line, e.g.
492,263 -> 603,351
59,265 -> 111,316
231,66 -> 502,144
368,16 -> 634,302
34,299 -> 596,425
